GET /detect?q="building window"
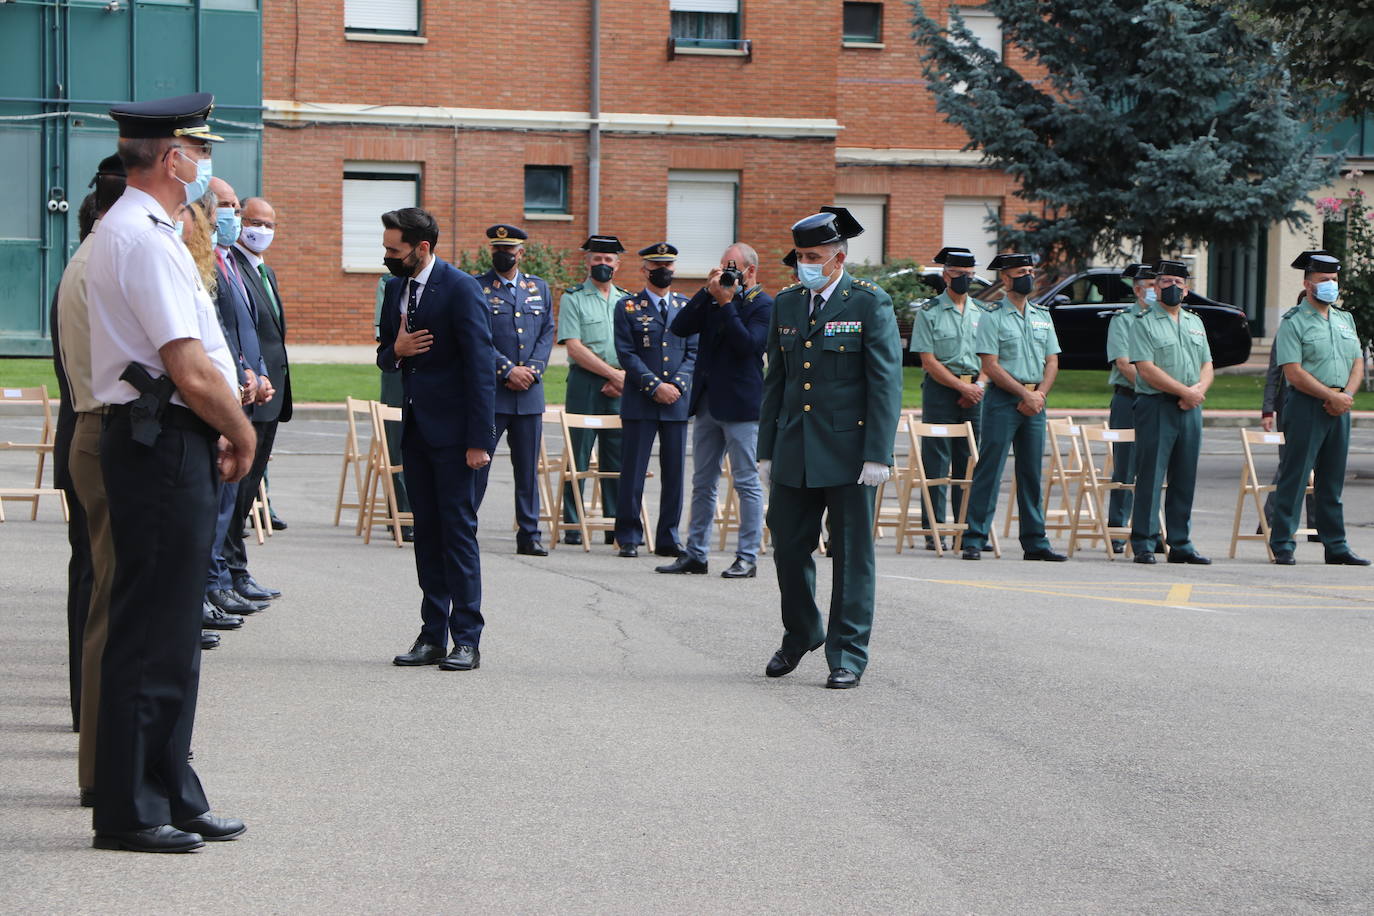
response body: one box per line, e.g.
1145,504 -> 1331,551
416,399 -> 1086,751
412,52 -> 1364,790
345,0 -> 420,35
835,195 -> 886,266
525,166 -> 570,215
942,197 -> 1002,272
666,170 -> 739,276
670,0 -> 741,49
842,2 -> 883,44
952,6 -> 1003,60
342,163 -> 421,271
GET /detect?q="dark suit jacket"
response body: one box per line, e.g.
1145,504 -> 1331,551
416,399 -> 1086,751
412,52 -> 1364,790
671,284 -> 772,422
474,268 -> 555,416
614,290 -> 697,422
231,246 -> 293,423
214,254 -> 264,391
376,258 -> 498,452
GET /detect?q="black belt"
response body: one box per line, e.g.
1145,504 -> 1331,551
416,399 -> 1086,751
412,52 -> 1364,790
109,402 -> 217,439
1115,385 -> 1136,397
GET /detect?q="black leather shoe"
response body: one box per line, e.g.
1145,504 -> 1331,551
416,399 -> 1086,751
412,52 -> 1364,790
1167,550 -> 1212,565
517,540 -> 549,557
209,588 -> 264,615
1133,551 -> 1157,564
826,667 -> 861,689
1272,550 -> 1296,565
563,530 -> 583,545
202,600 -> 242,630
765,639 -> 824,678
1024,547 -> 1068,562
234,574 -> 280,601
393,638 -> 445,666
604,532 -> 617,545
961,546 -> 981,560
653,543 -> 683,558
174,813 -> 246,842
923,536 -> 949,551
93,825 -> 205,853
401,526 -> 415,543
1111,540 -> 1126,554
656,555 -> 708,574
80,788 -> 95,808
618,545 -> 639,558
438,645 -> 480,671
721,558 -> 757,579
201,631 -> 220,650
1326,551 -> 1372,566
269,512 -> 287,531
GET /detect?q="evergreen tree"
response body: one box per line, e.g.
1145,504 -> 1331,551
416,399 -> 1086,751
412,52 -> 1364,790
910,0 -> 1339,266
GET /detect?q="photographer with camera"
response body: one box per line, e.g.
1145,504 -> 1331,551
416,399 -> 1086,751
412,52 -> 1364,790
657,243 -> 773,578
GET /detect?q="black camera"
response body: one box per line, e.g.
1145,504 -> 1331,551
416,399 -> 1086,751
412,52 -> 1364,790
719,259 -> 744,288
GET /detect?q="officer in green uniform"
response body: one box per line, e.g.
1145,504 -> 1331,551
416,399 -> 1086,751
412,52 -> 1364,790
1269,250 -> 1369,566
556,235 -> 630,544
758,207 -> 903,689
1128,259 -> 1213,564
1104,263 -> 1156,553
960,253 -> 1067,561
911,246 -> 985,547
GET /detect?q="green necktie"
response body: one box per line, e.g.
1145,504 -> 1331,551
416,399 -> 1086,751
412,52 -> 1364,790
258,263 -> 280,321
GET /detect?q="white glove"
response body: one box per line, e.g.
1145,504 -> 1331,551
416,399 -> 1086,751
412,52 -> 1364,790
758,459 -> 772,490
857,461 -> 891,487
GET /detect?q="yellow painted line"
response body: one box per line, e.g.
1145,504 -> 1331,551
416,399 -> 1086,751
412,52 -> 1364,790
1166,583 -> 1193,604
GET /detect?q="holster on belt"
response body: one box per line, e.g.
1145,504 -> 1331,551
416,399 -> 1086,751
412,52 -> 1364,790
119,363 -> 177,447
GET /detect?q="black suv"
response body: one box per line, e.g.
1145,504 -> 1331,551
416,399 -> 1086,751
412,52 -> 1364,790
973,267 -> 1253,370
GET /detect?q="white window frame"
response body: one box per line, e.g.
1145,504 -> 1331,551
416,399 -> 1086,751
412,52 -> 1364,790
666,169 -> 740,276
835,194 -> 887,266
342,161 -> 421,272
942,197 -> 1002,274
345,0 -> 420,35
952,6 -> 1003,60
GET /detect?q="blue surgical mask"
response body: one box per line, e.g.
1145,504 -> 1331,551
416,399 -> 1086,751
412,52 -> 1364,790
1143,287 -> 1158,304
175,150 -> 213,205
214,207 -> 241,248
797,254 -> 835,291
1313,279 -> 1339,303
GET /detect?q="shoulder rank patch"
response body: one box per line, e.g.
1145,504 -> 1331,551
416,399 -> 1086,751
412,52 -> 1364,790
780,282 -> 802,294
566,283 -> 584,294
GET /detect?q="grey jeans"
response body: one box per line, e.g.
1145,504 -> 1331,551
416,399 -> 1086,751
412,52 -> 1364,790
685,412 -> 763,563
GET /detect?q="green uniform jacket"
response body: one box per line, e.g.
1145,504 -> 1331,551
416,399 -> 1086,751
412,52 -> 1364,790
758,273 -> 904,489
557,282 -> 630,369
1106,304 -> 1148,387
911,291 -> 983,375
975,299 -> 1061,382
1129,306 -> 1212,393
1274,297 -> 1361,386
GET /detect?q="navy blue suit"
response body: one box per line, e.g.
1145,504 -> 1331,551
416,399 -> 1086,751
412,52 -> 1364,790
377,258 -> 498,650
472,269 -> 555,547
670,285 -> 772,421
613,290 -> 697,548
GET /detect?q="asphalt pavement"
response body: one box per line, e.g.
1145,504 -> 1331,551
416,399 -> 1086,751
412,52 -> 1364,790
1,418 -> 1372,914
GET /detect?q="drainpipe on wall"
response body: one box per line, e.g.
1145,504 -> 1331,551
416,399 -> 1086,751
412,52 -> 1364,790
588,0 -> 601,235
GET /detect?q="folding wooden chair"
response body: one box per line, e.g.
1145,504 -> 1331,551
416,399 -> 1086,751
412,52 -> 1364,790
556,411 -> 652,552
1229,428 -> 1315,559
0,385 -> 69,522
873,412 -> 916,545
716,452 -> 738,550
334,396 -> 371,527
897,419 -> 1000,557
1068,426 -> 1135,559
361,402 -> 413,547
248,472 -> 272,546
536,407 -> 562,548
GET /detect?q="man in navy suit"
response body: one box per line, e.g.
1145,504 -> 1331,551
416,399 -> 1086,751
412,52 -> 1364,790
658,243 -> 772,578
612,243 -> 698,558
472,224 -> 556,556
376,208 -> 497,672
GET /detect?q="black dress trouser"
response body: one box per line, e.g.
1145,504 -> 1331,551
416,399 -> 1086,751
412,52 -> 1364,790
93,408 -> 214,832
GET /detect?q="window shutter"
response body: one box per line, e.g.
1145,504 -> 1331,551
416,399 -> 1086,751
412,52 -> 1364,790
345,0 -> 419,32
942,197 -> 1001,272
835,195 -> 886,266
342,174 -> 418,270
669,0 -> 739,11
667,171 -> 739,276
954,8 -> 1003,59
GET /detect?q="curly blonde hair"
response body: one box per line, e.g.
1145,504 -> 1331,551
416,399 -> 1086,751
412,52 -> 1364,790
179,191 -> 219,295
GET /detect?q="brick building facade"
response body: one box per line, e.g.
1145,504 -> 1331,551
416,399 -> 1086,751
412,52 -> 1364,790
263,0 -> 1018,344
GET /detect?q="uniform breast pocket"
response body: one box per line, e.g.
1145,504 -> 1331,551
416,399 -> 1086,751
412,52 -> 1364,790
1301,330 -> 1327,364
778,333 -> 800,371
489,298 -> 512,319
999,329 -> 1023,359
579,316 -> 610,347
933,333 -> 959,361
823,335 -> 864,379
1153,342 -> 1176,366
1339,329 -> 1362,361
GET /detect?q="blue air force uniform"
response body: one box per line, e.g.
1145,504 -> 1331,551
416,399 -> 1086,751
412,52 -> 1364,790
613,243 -> 698,552
472,224 -> 555,552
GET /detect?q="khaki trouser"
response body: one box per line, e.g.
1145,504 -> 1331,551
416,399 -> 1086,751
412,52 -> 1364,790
70,412 -> 113,791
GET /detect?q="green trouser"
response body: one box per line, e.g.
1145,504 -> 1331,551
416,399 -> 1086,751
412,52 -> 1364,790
766,481 -> 877,676
562,365 -> 621,524
379,370 -> 411,514
961,386 -> 1051,552
1129,394 -> 1201,554
919,375 -> 982,531
1106,386 -> 1136,532
1269,390 -> 1350,555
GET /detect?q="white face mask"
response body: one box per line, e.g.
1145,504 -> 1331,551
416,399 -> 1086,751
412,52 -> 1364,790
241,225 -> 274,253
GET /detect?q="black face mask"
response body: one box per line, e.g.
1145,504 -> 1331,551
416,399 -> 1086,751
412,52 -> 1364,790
948,274 -> 972,295
1160,285 -> 1184,306
589,263 -> 614,283
1010,274 -> 1034,296
492,249 -> 518,273
648,266 -> 674,289
384,247 -> 420,279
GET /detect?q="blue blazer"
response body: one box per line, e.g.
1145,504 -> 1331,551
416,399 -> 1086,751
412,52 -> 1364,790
376,258 -> 498,452
214,259 -> 265,389
474,268 -> 555,416
614,290 -> 697,422
670,285 -> 772,422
